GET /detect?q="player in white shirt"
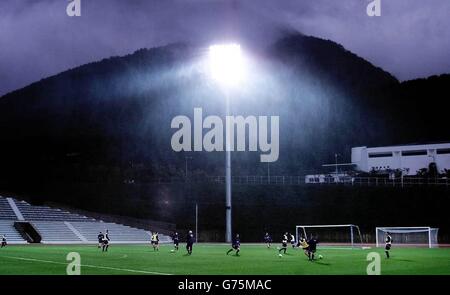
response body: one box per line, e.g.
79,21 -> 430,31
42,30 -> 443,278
290,233 -> 296,248
385,232 -> 392,258
1,235 -> 6,248
102,230 -> 110,252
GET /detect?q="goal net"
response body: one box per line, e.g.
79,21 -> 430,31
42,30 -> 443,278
295,224 -> 363,247
376,227 -> 439,248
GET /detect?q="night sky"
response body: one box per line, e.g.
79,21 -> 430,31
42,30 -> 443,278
1,0 -> 449,96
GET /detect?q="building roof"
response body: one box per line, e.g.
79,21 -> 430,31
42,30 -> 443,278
354,142 -> 450,152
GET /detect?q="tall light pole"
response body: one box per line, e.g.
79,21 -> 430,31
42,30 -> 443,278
209,43 -> 244,242
335,153 -> 338,175
195,202 -> 198,243
224,90 -> 232,243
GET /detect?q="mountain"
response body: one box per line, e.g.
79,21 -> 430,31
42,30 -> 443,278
391,74 -> 450,143
0,33 -> 448,191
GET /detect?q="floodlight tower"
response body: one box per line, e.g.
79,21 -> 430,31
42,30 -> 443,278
209,44 -> 244,243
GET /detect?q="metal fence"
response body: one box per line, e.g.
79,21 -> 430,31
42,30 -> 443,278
207,175 -> 305,185
304,176 -> 449,187
143,176 -> 449,187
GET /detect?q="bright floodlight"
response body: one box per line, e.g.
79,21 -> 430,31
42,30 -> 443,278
209,44 -> 244,87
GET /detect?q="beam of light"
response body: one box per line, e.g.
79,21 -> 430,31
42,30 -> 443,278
208,44 -> 245,88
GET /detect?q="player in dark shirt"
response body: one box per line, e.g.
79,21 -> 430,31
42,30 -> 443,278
186,230 -> 194,255
307,237 -> 318,261
226,234 -> 241,256
278,232 -> 288,254
264,232 -> 272,248
1,235 -> 6,248
97,232 -> 104,249
173,232 -> 179,251
385,232 -> 392,258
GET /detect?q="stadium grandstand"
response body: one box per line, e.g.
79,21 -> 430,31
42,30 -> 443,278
0,195 -> 171,244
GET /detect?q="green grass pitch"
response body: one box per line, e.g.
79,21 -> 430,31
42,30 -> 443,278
0,244 -> 449,275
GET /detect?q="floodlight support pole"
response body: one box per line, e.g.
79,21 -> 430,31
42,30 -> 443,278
225,91 -> 232,243
335,153 -> 338,175
209,43 -> 242,243
195,202 -> 198,243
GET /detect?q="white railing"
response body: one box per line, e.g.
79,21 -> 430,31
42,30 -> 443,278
141,176 -> 449,187
304,176 -> 449,187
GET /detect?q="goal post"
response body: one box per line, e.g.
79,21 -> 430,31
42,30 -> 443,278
295,224 -> 363,248
375,227 -> 439,248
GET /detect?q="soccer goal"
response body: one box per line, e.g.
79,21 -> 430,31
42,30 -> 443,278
375,227 -> 439,248
295,224 -> 363,248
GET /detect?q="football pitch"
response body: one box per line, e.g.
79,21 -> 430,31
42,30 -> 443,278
0,244 -> 449,275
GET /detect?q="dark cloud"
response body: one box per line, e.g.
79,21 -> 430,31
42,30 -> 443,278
1,0 -> 449,96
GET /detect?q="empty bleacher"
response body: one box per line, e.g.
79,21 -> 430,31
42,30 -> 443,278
0,220 -> 27,244
0,197 -> 17,220
32,221 -> 82,244
15,201 -> 94,222
0,196 -> 171,244
71,222 -> 160,243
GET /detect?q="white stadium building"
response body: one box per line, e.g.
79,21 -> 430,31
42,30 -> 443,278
351,142 -> 450,175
